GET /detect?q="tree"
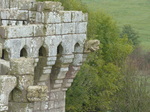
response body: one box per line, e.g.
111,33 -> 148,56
112,61 -> 150,112
66,8 -> 133,112
120,25 -> 139,46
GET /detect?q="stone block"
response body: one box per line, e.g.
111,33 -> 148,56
10,57 -> 34,75
55,79 -> 63,84
49,91 -> 65,100
8,102 -> 33,112
47,57 -> 57,61
43,69 -> 51,74
54,100 -> 65,108
63,79 -> 74,88
36,2 -> 44,12
29,11 -> 43,23
1,20 -> 8,26
34,24 -> 44,36
67,79 -> 74,83
57,67 -> 68,79
0,25 -> 34,38
0,59 -> 10,75
56,107 -> 65,112
46,60 -> 56,66
27,86 -> 49,102
39,74 -> 50,82
10,0 -> 19,8
41,101 -> 49,110
45,24 -> 56,36
72,11 -> 83,22
43,1 -> 64,11
72,54 -> 83,66
43,12 -> 61,24
75,22 -> 87,34
35,12 -> 43,23
0,0 -> 9,9
56,24 -> 62,35
0,10 -> 11,19
59,11 -> 72,22
29,11 -> 36,23
9,20 -> 17,26
53,84 -> 62,88
17,75 -> 34,90
0,75 -> 17,111
17,10 -> 29,20
0,9 -> 28,20
33,102 -> 41,110
48,101 -> 54,110
61,57 -> 73,64
0,104 -> 8,111
62,23 -> 76,34
18,0 -> 36,10
63,82 -> 72,88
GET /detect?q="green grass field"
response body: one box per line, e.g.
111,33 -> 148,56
82,0 -> 150,52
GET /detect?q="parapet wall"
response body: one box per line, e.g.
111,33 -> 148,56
0,0 -> 99,112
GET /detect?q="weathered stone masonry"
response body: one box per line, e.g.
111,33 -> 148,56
0,0 -> 99,112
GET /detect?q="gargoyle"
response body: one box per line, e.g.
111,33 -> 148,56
84,39 -> 100,52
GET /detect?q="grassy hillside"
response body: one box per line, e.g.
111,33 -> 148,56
82,0 -> 150,51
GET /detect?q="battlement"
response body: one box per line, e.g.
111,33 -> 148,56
0,1 -> 99,112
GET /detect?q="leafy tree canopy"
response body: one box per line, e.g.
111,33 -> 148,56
120,25 -> 140,46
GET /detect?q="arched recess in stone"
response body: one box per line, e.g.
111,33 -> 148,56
74,43 -> 81,53
73,42 -> 83,65
50,43 -> 65,90
20,48 -> 27,57
62,42 -> 83,90
39,46 -> 47,57
34,46 -> 47,85
55,43 -> 64,66
1,49 -> 9,61
57,44 -> 63,55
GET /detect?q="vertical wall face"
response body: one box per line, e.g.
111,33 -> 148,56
0,0 -> 89,112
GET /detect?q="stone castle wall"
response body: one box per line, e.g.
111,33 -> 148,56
0,0 -> 99,112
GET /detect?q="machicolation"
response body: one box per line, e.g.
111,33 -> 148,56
0,0 -> 100,112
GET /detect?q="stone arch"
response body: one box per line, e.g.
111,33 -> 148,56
39,46 -> 47,57
72,42 -> 84,66
73,40 -> 84,52
57,43 -> 63,55
20,48 -> 27,57
74,43 -> 82,53
1,49 -> 9,61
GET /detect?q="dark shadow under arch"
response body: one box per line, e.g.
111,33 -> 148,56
57,44 -> 63,55
34,46 -> 47,85
39,46 -> 47,57
50,43 -> 64,89
1,49 -> 9,61
20,48 -> 27,57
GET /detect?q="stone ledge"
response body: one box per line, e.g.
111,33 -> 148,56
27,86 -> 49,102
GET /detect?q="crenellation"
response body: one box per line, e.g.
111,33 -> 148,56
0,0 -> 100,112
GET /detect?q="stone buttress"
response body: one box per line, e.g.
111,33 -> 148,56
0,0 -> 99,112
